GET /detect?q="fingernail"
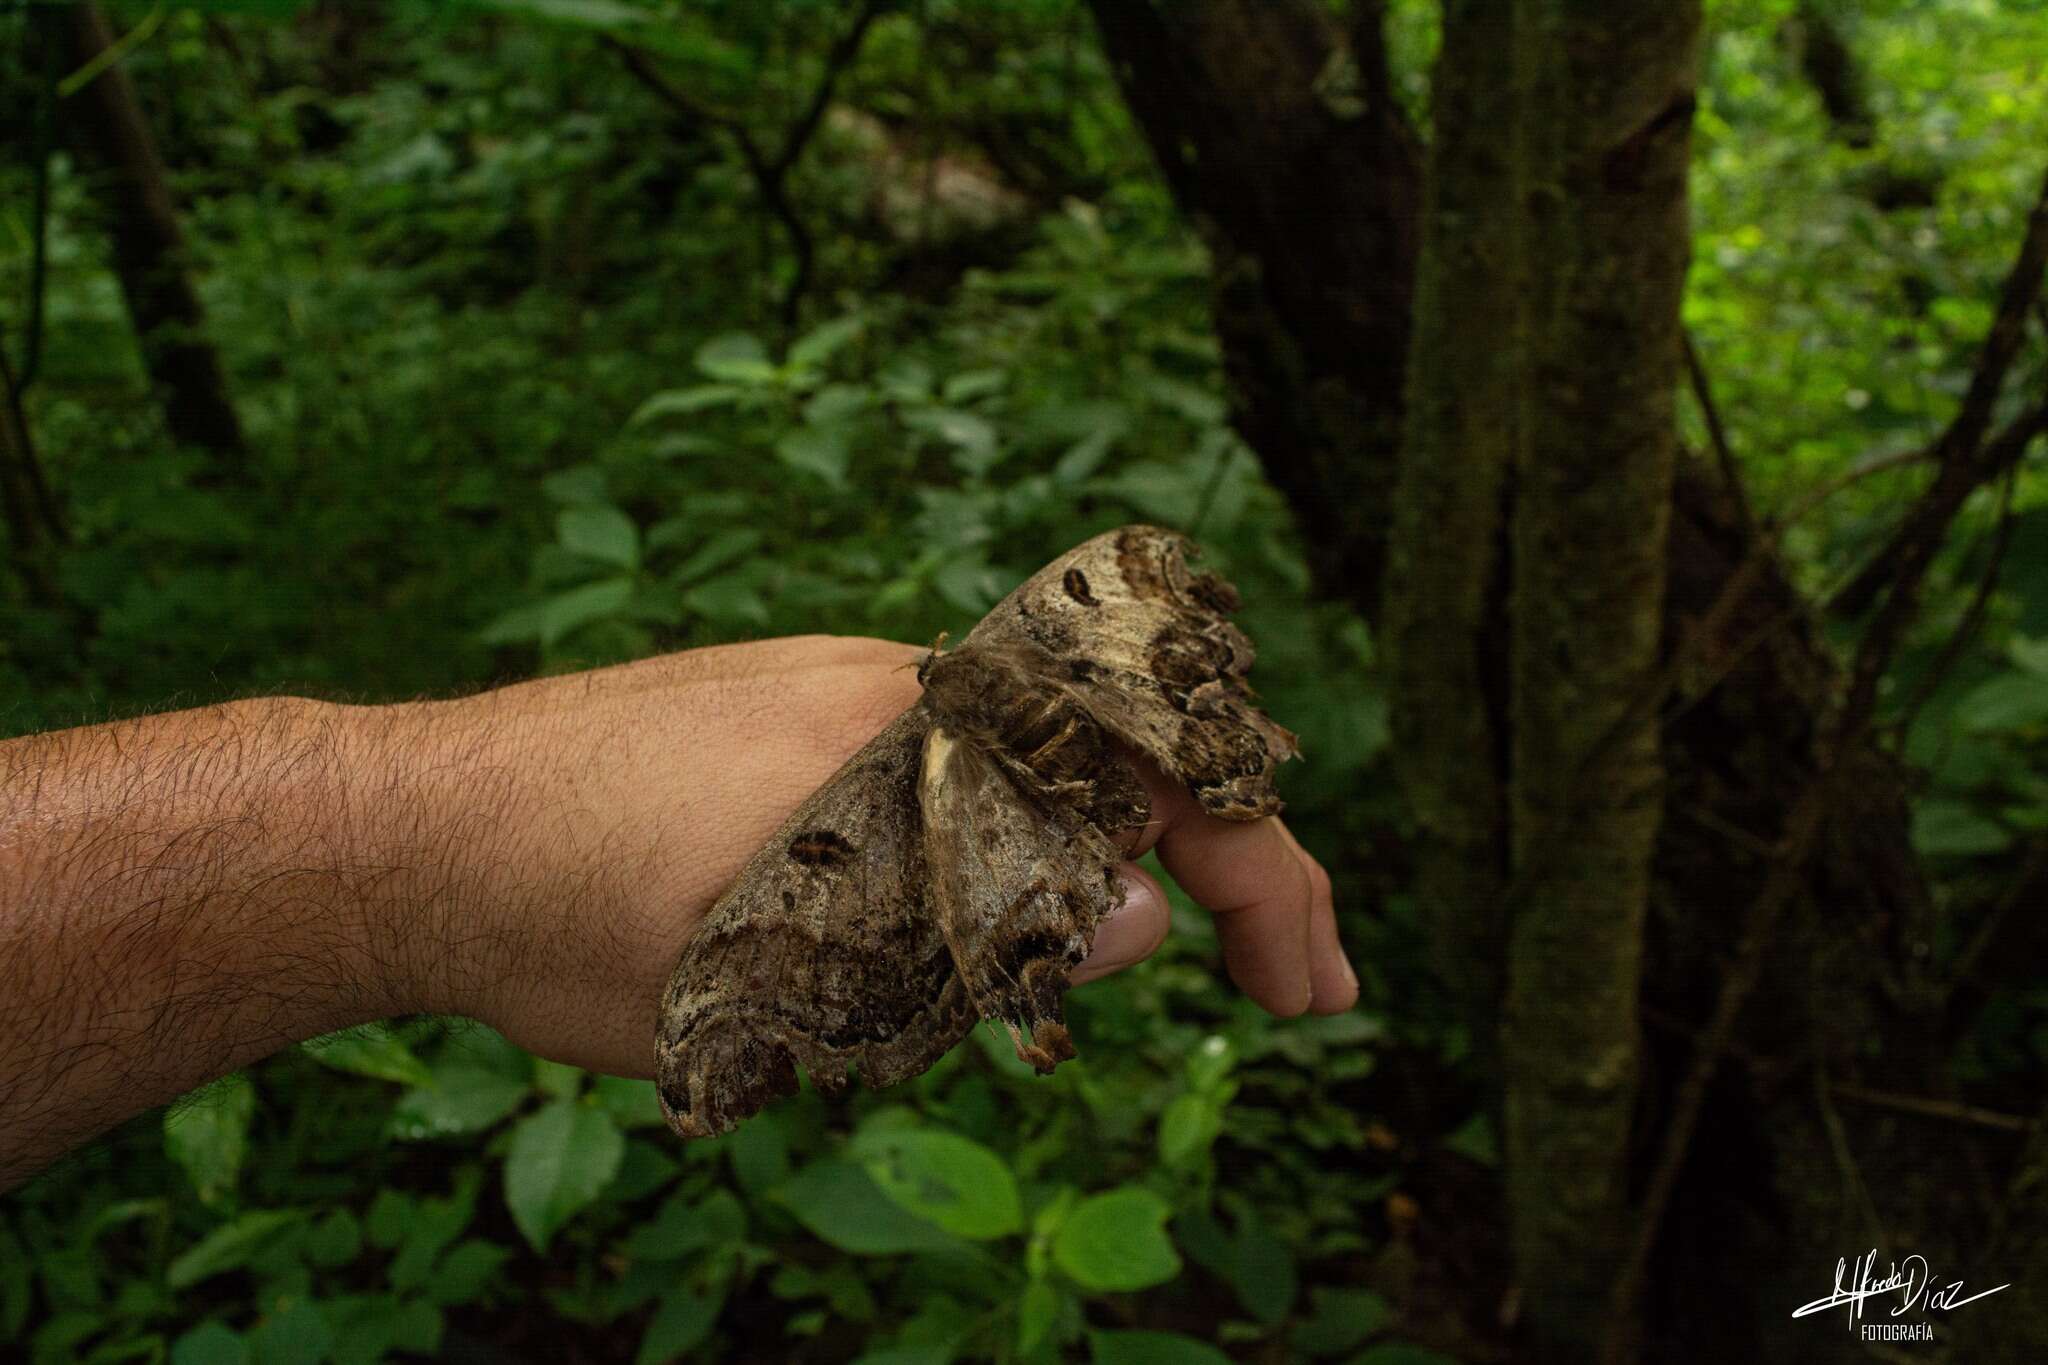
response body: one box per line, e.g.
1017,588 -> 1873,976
1081,879 -> 1164,974
1342,954 -> 1359,993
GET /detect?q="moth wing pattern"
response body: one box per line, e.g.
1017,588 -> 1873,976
915,722 -> 1127,1073
964,524 -> 1298,820
654,707 -> 978,1138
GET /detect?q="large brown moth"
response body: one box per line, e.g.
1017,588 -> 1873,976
654,525 -> 1298,1138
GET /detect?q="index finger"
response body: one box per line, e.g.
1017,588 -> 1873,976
1120,758 -> 1358,1018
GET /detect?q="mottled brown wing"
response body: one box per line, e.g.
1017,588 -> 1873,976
915,723 -> 1128,1073
655,708 -> 978,1139
962,524 -> 1298,819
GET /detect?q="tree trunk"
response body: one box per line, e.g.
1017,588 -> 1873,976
1090,3 -> 2025,1361
0,357 -> 63,605
1087,0 -> 1419,613
57,2 -> 248,465
1379,0 -> 1515,1080
1495,4 -> 1698,1356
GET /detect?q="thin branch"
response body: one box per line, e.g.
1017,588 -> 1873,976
1816,1068 -> 1896,1261
1830,1082 -> 2038,1134
1944,837 -> 2048,1004
605,0 -> 892,327
1776,443 -> 1934,527
1892,456 -> 2022,742
18,12 -> 60,392
1683,328 -> 1755,535
0,323 -> 63,543
768,0 -> 892,180
1569,443 -> 1930,803
1834,164 -> 2048,618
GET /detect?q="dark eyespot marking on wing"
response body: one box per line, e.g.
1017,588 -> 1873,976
1063,567 -> 1101,607
788,830 -> 857,867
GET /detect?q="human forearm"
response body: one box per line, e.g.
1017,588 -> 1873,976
0,696 -> 478,1188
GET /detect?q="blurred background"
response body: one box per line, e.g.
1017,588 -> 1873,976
2,1 -> 2046,1362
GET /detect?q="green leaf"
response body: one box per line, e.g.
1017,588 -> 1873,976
592,1076 -> 665,1129
1443,1112 -> 1498,1167
390,1300 -> 443,1355
167,1210 -> 303,1291
390,1177 -> 479,1290
727,1110 -> 790,1195
558,505 -> 640,570
304,1211 -> 362,1269
1290,1287 -> 1393,1356
1157,1092 -> 1223,1168
630,385 -> 745,424
164,1072 -> 256,1205
542,466 -> 609,506
170,1323 -> 248,1365
851,1127 -> 1022,1240
2011,636 -> 2048,677
245,1299 -> 331,1365
425,1241 -> 512,1307
1053,427 -> 1120,484
695,332 -> 775,383
1142,376 -> 1229,425
636,1278 -> 729,1365
773,1159 -> 961,1255
1228,1210 -> 1297,1326
671,528 -> 763,585
610,1140 -> 683,1203
905,408 -> 1002,476
624,1190 -> 746,1261
452,0 -> 654,29
503,1100 -> 626,1251
788,315 -> 865,371
532,1058 -> 584,1100
1350,1347 -> 1462,1365
684,579 -> 771,627
1956,673 -> 2048,731
0,1219 -> 30,1339
1016,1278 -> 1060,1355
539,577 -> 635,648
776,425 -> 852,485
942,369 -> 1008,404
1055,1188 -> 1181,1291
365,1192 -> 412,1250
1911,799 -> 2012,856
1088,1330 -> 1233,1365
301,1025 -> 433,1087
389,1067 -> 531,1140
850,1348 -> 953,1365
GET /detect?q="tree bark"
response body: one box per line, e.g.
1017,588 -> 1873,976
1496,4 -> 1698,1357
0,351 -> 63,606
1379,0 -> 1515,1082
57,2 -> 248,465
1087,0 -> 1420,614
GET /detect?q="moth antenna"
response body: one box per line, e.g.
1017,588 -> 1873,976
912,630 -> 952,684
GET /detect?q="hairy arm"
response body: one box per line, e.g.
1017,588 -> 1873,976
0,636 -> 1352,1190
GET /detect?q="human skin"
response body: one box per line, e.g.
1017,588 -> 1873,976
0,635 -> 1353,1191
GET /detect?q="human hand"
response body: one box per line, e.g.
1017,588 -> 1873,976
391,635 -> 1357,1078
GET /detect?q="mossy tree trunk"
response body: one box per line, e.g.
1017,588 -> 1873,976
1493,5 -> 1699,1356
